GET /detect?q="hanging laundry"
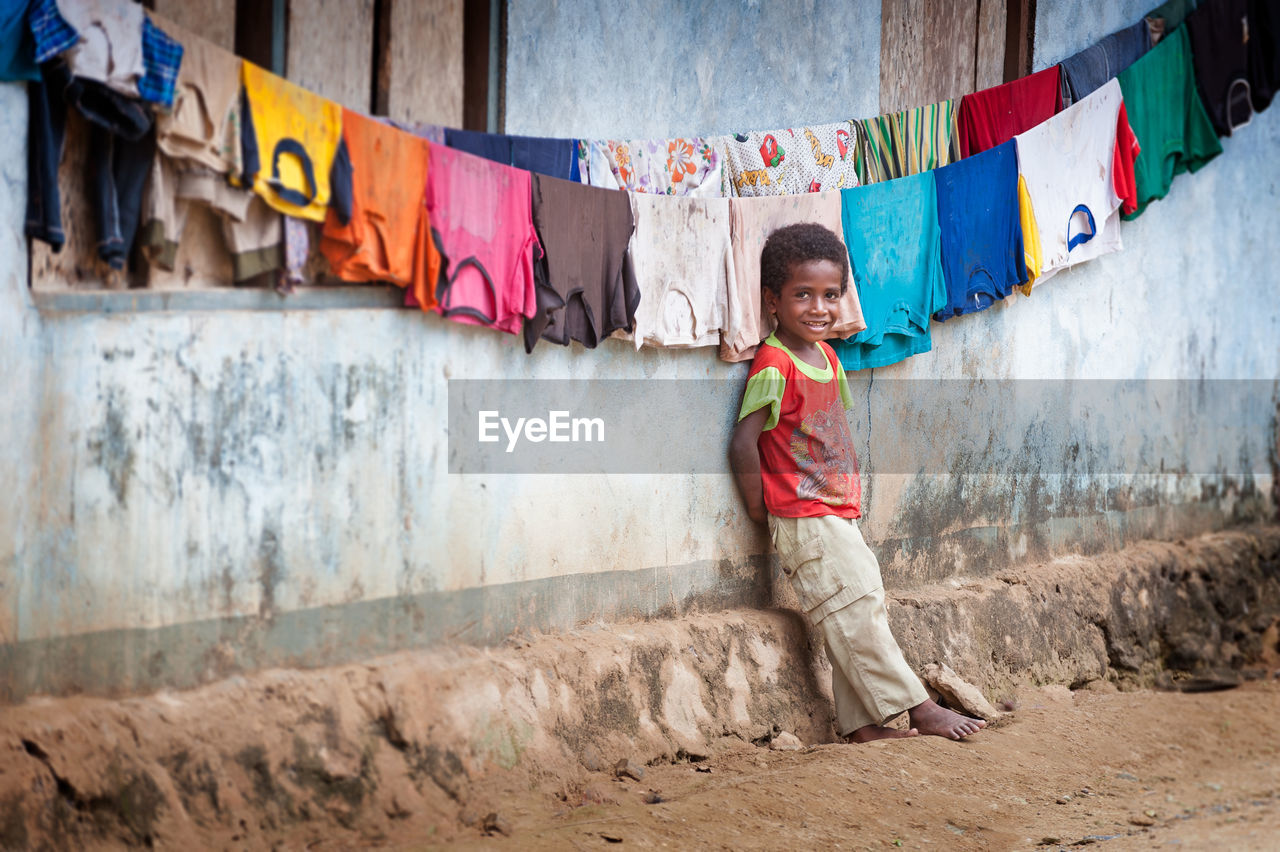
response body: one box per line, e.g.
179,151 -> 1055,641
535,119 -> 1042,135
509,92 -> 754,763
408,143 -> 539,331
1014,79 -> 1139,290
856,99 -> 960,184
957,66 -> 1063,158
278,216 -> 309,292
1187,0 -> 1253,135
140,16 -> 277,282
626,194 -> 732,349
1058,20 -> 1151,106
1113,101 -> 1141,215
320,108 -> 436,295
88,117 -> 154,270
524,175 -> 638,352
1016,176 -> 1043,291
1247,0 -> 1279,112
1,0 -> 40,81
444,127 -> 507,163
137,14 -> 182,109
829,172 -> 945,371
389,118 -> 446,145
140,156 -> 284,282
28,0 -> 76,64
1117,27 -> 1222,220
722,192 -> 865,363
1148,0 -> 1198,43
26,58 -> 154,267
25,60 -> 68,250
153,16 -> 241,175
444,127 -> 579,181
240,61 -> 349,223
577,136 -> 726,197
57,0 -> 146,97
932,140 -> 1026,320
720,120 -> 862,196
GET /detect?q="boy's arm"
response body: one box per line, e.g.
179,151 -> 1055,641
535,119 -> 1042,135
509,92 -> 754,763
729,407 -> 770,525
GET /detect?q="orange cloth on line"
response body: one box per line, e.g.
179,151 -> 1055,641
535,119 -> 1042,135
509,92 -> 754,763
319,109 -> 439,307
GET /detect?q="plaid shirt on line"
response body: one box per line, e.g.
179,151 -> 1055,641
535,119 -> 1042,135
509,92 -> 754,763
28,0 -> 78,64
139,15 -> 182,108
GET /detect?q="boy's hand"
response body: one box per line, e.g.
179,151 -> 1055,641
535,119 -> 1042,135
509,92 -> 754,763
729,407 -> 770,525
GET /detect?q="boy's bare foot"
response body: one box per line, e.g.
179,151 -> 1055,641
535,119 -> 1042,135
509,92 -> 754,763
844,725 -> 919,743
908,699 -> 987,740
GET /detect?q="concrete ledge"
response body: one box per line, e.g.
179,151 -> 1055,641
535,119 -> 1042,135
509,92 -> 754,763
0,555 -> 772,704
31,285 -> 406,314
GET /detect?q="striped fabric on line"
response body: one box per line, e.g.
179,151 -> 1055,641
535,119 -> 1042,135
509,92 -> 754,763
856,99 -> 961,185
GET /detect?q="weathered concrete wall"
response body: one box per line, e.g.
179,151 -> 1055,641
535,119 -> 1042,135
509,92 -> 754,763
503,0 -> 883,138
1034,0 -> 1151,70
2,1 -> 1278,701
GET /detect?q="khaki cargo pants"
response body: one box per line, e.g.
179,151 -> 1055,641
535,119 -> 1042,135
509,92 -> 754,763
769,513 -> 928,735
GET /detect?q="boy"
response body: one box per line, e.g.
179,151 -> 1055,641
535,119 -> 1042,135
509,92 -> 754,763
728,223 -> 985,742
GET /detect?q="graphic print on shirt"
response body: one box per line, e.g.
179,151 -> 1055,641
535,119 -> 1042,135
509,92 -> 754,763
791,395 -> 859,506
805,129 -> 834,169
759,133 -> 784,167
735,169 -> 773,192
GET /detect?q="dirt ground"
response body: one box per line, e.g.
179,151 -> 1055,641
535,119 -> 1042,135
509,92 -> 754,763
424,678 -> 1280,851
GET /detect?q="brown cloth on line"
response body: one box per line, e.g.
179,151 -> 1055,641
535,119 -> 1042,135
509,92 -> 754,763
525,174 -> 640,352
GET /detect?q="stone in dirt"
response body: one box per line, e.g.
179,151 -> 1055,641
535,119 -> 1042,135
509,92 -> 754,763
614,758 -> 645,781
1155,669 -> 1242,693
581,784 -> 617,805
769,731 -> 802,751
481,812 -> 512,836
922,663 -> 1008,722
581,743 -> 606,772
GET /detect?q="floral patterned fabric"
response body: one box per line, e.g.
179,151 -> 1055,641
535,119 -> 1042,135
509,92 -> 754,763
577,136 -> 727,197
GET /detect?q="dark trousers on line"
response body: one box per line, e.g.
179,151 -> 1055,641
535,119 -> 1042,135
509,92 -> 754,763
26,60 -> 155,269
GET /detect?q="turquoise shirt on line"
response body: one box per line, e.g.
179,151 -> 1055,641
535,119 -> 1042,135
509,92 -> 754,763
829,171 -> 946,372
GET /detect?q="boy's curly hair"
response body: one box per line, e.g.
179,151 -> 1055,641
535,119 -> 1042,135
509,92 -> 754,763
760,222 -> 849,296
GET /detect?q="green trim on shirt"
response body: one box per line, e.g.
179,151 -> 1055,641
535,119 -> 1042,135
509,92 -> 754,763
835,356 -> 854,411
765,332 -> 833,382
740,337 -> 856,431
767,333 -> 855,411
738,365 -> 785,430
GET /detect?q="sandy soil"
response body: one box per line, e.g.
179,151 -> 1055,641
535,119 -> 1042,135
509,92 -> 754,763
424,678 -> 1280,851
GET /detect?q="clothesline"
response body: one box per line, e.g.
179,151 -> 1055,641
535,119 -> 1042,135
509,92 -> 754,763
12,0 -> 1279,372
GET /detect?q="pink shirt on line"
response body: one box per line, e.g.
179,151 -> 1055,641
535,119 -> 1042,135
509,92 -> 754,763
406,144 -> 540,336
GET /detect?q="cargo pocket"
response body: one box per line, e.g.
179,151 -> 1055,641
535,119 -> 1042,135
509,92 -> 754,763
779,535 -> 847,614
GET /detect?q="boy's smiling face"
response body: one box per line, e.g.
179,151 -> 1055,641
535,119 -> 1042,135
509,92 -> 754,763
764,259 -> 845,351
